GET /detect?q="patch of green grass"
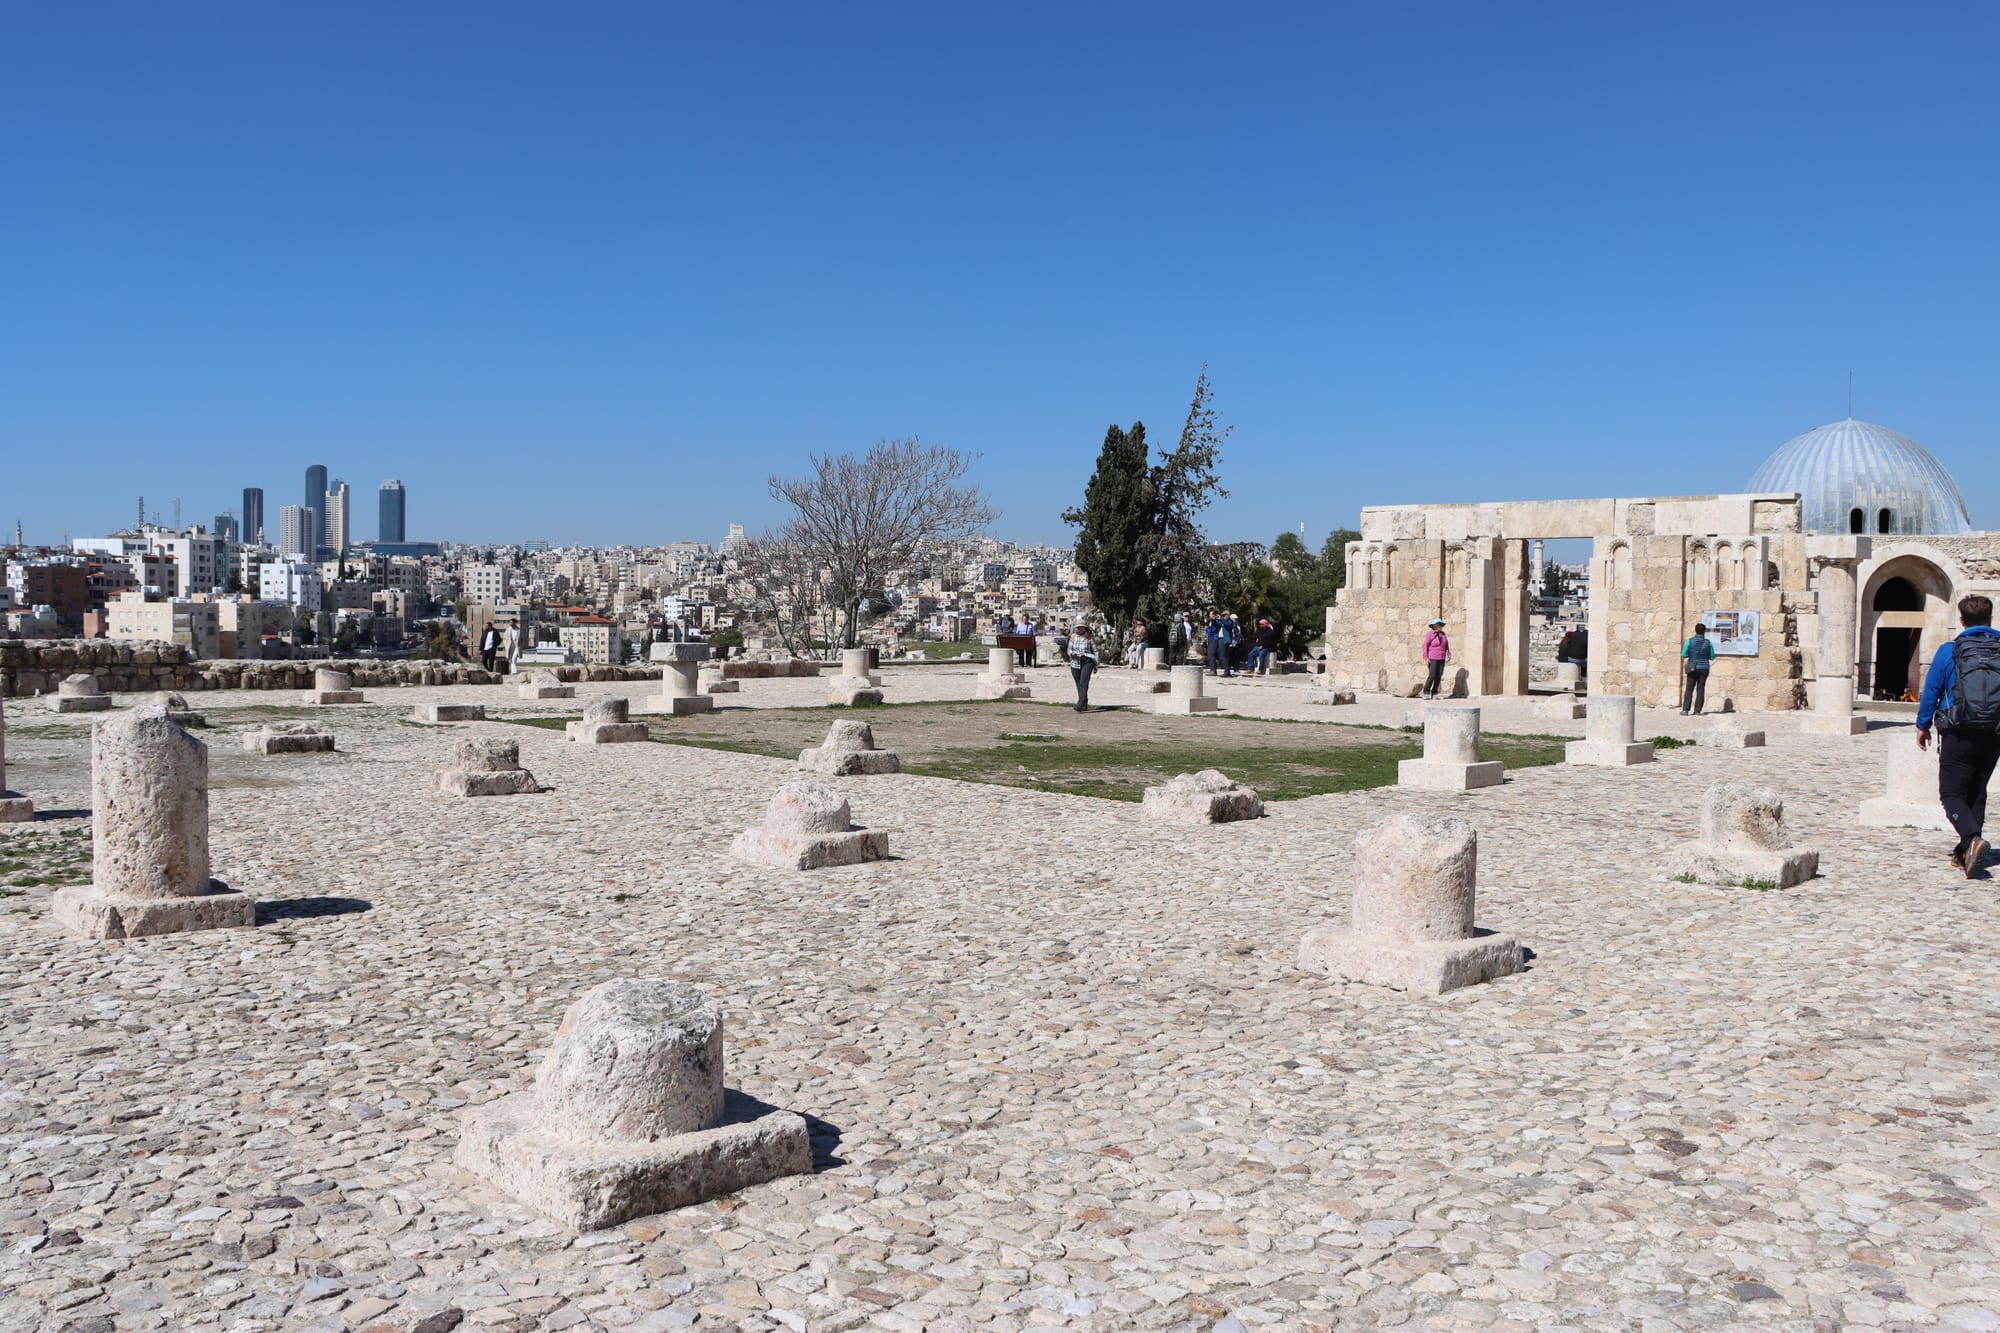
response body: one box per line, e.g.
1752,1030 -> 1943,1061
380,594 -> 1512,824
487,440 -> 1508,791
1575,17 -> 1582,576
902,734 -> 1566,802
504,716 -> 572,732
1650,735 -> 1693,750
1669,872 -> 1698,884
0,830 -> 92,891
1734,877 -> 1780,891
905,641 -> 989,660
612,893 -> 637,903
997,732 -> 1057,743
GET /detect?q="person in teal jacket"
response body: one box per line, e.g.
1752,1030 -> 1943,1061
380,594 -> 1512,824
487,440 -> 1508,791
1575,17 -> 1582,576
1680,623 -> 1715,715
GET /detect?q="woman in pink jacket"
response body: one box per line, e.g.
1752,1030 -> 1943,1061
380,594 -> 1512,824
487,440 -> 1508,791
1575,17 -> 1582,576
1421,617 -> 1451,699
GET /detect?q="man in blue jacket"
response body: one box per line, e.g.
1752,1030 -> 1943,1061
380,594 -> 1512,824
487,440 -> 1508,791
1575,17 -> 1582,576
1917,594 -> 2000,877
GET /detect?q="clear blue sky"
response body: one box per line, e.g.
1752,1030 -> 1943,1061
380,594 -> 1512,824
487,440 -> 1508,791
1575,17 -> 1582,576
4,3 -> 1995,547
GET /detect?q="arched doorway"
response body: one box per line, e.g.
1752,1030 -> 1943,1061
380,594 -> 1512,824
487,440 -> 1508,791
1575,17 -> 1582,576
1871,577 -> 1924,700
1859,555 -> 1956,701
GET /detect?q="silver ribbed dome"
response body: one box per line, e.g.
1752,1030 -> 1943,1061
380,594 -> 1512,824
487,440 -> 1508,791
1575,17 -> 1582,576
1747,418 -> 1972,535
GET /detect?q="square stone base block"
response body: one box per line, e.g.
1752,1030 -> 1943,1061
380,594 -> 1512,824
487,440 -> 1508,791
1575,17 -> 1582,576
1397,758 -> 1505,791
1564,740 -> 1655,767
438,770 -> 541,797
1132,680 -> 1171,695
246,734 -> 335,754
1154,696 -> 1220,715
703,680 -> 741,694
566,721 -> 651,744
311,691 -> 365,705
52,696 -> 112,713
519,686 -> 575,700
1298,926 -> 1522,995
1799,714 -> 1870,736
455,1088 -> 812,1232
415,704 -> 486,723
1303,688 -> 1356,706
655,695 -> 716,716
1698,728 -> 1766,748
1535,698 -> 1587,720
731,826 -> 889,870
974,682 -> 1032,700
797,749 -> 901,776
0,794 -> 35,823
53,881 -> 256,940
1857,798 -> 1952,832
1666,841 -> 1819,888
828,689 -> 883,707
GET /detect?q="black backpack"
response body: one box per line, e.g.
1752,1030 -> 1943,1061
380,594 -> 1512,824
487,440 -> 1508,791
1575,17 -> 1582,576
1944,635 -> 2000,732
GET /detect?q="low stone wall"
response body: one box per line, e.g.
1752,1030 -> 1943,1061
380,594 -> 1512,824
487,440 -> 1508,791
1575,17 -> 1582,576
722,659 -> 830,679
0,639 -> 662,697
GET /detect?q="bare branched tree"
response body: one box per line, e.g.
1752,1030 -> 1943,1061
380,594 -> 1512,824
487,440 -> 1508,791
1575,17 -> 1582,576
737,531 -> 835,659
769,437 -> 996,651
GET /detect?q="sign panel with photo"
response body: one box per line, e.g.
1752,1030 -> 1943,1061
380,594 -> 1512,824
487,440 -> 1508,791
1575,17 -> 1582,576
1701,610 -> 1760,657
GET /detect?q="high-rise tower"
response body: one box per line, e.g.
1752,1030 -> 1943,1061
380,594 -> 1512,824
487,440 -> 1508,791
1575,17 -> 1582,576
304,464 -> 328,559
325,479 -> 351,559
379,480 -> 407,544
278,505 -> 319,562
241,487 -> 264,544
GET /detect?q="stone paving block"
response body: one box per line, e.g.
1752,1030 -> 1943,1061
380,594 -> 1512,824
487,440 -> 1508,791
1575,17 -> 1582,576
519,670 -> 575,701
52,671 -> 113,714
243,723 -> 335,755
1303,686 -> 1356,706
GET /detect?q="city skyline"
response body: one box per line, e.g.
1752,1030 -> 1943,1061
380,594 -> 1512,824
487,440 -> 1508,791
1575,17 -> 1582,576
4,5 -> 1996,546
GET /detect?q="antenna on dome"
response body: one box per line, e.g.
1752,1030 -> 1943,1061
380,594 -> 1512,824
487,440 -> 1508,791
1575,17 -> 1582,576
1847,370 -> 1853,420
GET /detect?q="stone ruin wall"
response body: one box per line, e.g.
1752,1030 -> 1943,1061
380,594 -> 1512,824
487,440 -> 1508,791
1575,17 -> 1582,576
1324,493 -> 1813,710
0,639 -> 665,698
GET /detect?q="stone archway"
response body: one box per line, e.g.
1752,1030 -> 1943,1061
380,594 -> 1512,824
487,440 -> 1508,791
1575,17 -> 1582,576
1858,553 -> 1956,700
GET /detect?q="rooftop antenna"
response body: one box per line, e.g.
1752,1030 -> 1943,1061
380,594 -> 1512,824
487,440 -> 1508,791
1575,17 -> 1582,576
1848,370 -> 1854,420
137,495 -> 145,530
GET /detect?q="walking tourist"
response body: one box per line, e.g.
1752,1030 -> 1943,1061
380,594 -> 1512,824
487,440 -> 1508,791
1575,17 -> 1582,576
1917,594 -> 2000,877
1066,623 -> 1099,712
1680,622 -> 1714,715
1421,618 -> 1450,699
1177,611 -> 1198,662
1125,619 -> 1148,669
479,623 -> 500,672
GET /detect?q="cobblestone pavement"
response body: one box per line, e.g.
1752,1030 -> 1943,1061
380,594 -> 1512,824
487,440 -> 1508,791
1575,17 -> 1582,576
1,669 -> 1993,1332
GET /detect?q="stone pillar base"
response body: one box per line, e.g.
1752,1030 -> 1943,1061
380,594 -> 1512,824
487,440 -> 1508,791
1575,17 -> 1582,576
1298,926 -> 1522,995
519,685 -> 575,700
730,826 -> 889,869
415,704 -> 486,723
1697,727 -> 1766,748
1396,758 -> 1504,790
654,695 -> 716,716
1800,714 -> 1870,736
53,696 -> 113,713
974,681 -> 1032,700
827,689 -> 882,708
566,721 -> 651,744
53,881 -> 256,939
1564,740 -> 1655,767
245,733 -> 335,754
438,770 -> 541,796
1303,688 -> 1356,706
311,691 -> 366,705
1666,842 -> 1818,888
1535,694 -> 1587,720
455,1088 -> 812,1232
1154,696 -> 1220,715
703,679 -> 741,694
796,749 -> 900,776
1857,798 -> 1952,832
0,794 -> 35,823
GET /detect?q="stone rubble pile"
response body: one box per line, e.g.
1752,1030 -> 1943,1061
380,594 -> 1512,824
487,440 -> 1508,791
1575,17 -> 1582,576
436,737 -> 541,797
1667,781 -> 1820,888
731,782 -> 889,869
242,722 -> 335,755
796,720 -> 900,776
1142,769 -> 1263,824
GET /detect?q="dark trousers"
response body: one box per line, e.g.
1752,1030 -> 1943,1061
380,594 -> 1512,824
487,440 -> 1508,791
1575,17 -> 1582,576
1682,669 -> 1708,714
1070,660 -> 1095,709
1939,729 -> 2000,853
481,648 -> 497,671
1423,659 -> 1446,697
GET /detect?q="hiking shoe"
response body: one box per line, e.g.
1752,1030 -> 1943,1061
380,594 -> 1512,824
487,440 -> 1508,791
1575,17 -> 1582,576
1952,847 -> 1968,871
1968,836 -> 1990,879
